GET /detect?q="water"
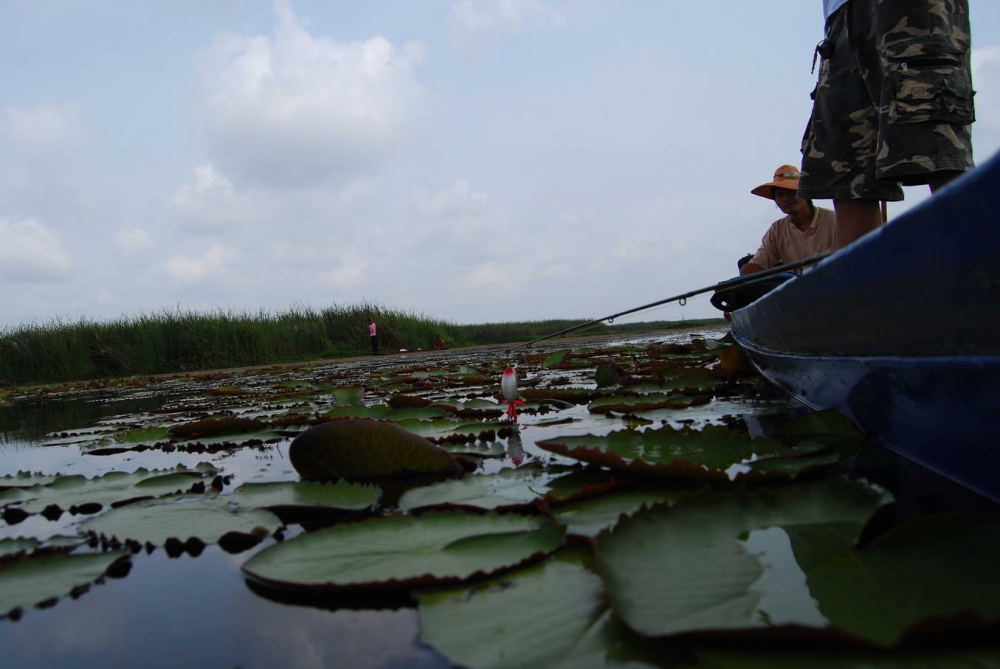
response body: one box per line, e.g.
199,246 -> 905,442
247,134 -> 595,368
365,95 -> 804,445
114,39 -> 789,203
2,328 -> 994,668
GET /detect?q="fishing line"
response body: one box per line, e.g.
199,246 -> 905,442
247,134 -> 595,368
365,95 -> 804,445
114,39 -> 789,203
506,253 -> 831,353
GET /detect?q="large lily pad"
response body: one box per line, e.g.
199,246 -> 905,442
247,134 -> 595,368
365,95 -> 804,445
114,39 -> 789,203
1,550 -> 130,618
80,497 -> 282,545
537,424 -> 831,483
289,419 -> 463,480
416,548 -> 680,669
593,478 -> 1000,645
552,485 -> 694,538
242,510 -> 565,591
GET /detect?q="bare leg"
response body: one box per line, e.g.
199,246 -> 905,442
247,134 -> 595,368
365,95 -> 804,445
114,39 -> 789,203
929,170 -> 964,193
833,199 -> 883,248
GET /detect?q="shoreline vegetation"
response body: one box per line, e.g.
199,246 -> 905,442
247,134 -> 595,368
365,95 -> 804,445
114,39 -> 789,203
0,303 -> 725,387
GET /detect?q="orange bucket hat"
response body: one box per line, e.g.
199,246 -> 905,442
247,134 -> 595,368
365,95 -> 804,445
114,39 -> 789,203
751,164 -> 801,199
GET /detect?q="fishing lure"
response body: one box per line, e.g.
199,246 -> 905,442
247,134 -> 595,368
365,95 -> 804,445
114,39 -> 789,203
501,365 -> 525,422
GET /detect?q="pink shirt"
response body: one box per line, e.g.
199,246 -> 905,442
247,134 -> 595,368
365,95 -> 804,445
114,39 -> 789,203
368,323 -> 376,336
748,206 -> 838,271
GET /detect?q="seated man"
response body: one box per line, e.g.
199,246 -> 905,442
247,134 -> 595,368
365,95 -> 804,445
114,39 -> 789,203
431,335 -> 447,350
740,165 -> 838,275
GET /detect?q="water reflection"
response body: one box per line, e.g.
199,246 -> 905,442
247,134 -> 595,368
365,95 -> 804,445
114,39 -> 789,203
0,545 -> 449,669
0,393 -> 166,447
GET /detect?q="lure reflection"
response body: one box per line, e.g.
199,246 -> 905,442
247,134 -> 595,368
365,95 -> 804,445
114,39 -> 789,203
506,429 -> 524,466
501,366 -> 525,422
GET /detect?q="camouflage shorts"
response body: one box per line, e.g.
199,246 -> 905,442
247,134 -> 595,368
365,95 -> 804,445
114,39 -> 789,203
799,0 -> 976,201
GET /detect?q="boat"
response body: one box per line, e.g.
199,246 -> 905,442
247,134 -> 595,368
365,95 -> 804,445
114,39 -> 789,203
723,150 -> 1000,502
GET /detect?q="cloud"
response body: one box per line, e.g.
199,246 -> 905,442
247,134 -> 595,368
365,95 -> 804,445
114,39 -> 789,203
171,164 -> 255,229
972,44 -> 1000,157
166,245 -> 235,283
412,180 -> 502,233
196,0 -> 427,186
0,219 -> 73,282
112,228 -> 153,252
449,0 -> 565,35
0,103 -> 85,153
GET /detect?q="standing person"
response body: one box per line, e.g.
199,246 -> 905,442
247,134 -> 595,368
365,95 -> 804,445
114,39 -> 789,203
799,0 -> 975,248
368,318 -> 378,355
740,165 -> 838,275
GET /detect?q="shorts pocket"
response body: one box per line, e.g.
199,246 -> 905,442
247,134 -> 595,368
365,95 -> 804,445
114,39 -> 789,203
881,34 -> 975,125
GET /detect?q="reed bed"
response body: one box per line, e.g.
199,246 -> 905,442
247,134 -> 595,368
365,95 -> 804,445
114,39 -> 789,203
0,304 -> 723,386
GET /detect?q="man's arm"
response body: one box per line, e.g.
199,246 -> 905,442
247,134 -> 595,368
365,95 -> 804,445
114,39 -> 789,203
740,262 -> 765,275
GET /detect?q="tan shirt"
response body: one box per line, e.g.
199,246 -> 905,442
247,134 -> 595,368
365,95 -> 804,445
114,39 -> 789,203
748,206 -> 837,270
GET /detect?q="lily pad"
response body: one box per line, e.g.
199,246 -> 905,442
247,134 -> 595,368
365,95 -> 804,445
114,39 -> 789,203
417,548 -> 678,669
227,480 -> 380,514
542,351 -> 570,368
80,497 -> 282,546
552,484 -> 694,538
242,510 -> 565,591
398,465 -> 622,512
695,648 -> 1000,668
588,393 -> 702,414
0,466 -> 213,516
592,478 -> 979,645
537,424 -> 832,483
1,550 -> 130,618
289,419 -> 463,480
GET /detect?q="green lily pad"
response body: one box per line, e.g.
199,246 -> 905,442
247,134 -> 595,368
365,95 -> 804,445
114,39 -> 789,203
1,538 -> 39,559
323,405 -> 392,419
289,419 -> 463,480
1,550 -> 130,618
227,480 -> 380,514
552,485 -> 693,538
332,386 -> 365,405
542,351 -> 570,368
80,497 -> 282,545
588,393 -> 701,414
393,418 -> 503,443
0,466 -> 213,516
593,478 -> 974,645
398,465 -> 621,512
112,427 -> 173,446
168,416 -> 266,440
417,548 -> 678,669
242,510 -> 565,591
537,424 -> 831,483
0,472 -> 62,488
383,406 -> 452,421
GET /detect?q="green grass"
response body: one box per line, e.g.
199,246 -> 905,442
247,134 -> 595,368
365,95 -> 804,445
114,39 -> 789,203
0,304 -> 725,386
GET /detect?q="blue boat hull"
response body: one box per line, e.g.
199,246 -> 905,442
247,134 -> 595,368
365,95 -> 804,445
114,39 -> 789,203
731,151 -> 1000,501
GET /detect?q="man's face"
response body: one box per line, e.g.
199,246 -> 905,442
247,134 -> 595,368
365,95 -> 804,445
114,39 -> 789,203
773,187 -> 809,217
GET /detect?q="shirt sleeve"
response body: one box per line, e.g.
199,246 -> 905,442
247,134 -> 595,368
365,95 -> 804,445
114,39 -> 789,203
747,222 -> 782,270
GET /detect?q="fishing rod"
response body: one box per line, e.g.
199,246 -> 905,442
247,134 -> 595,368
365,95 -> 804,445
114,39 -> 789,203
507,252 -> 831,353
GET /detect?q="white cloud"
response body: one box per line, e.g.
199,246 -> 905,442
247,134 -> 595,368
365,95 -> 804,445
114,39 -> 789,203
412,180 -> 502,233
0,219 -> 73,282
0,103 -> 85,152
449,0 -> 565,35
196,0 -> 427,186
112,228 -> 153,252
166,245 -> 235,283
171,164 -> 255,229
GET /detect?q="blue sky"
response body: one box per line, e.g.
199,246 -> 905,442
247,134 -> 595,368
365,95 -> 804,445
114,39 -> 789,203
2,0 -> 999,327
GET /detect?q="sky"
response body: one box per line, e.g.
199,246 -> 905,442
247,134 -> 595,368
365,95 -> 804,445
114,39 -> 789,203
2,0 -> 999,329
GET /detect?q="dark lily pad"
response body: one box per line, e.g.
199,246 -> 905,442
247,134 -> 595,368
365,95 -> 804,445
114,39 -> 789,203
242,510 -> 565,591
588,393 -> 703,414
552,484 -> 695,538
0,550 -> 131,618
289,419 -> 463,480
695,648 -> 1000,668
168,416 -> 266,440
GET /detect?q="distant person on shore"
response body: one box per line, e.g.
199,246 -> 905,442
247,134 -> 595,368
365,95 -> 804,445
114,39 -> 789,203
740,164 -> 837,275
431,335 -> 447,350
368,319 -> 378,355
799,0 -> 975,248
